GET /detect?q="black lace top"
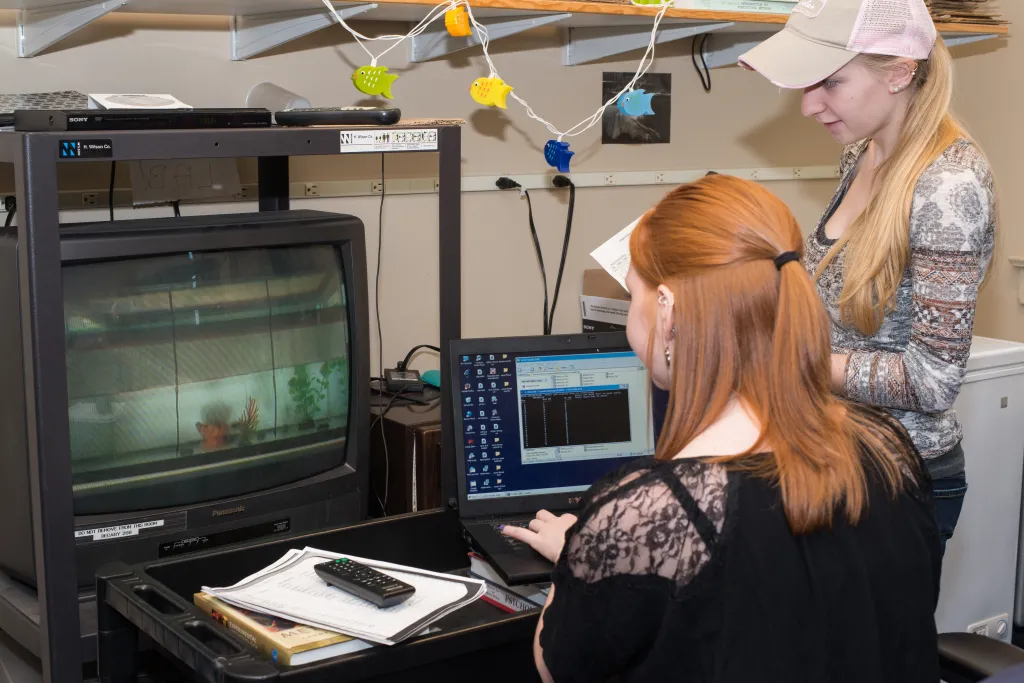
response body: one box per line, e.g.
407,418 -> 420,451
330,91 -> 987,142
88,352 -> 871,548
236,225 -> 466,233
539,446 -> 942,682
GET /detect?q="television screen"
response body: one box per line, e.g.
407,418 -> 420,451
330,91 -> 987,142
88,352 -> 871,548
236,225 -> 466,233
62,245 -> 352,514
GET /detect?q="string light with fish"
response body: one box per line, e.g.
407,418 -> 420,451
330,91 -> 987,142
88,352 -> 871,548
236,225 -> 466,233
321,0 -> 675,171
617,89 -> 656,117
444,6 -> 472,37
322,0 -> 458,99
460,0 -> 674,172
469,76 -> 514,109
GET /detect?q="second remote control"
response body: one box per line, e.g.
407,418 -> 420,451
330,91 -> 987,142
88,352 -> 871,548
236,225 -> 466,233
314,558 -> 416,608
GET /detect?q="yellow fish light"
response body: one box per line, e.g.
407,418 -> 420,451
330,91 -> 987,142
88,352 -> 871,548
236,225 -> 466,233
470,76 -> 513,109
445,6 -> 472,37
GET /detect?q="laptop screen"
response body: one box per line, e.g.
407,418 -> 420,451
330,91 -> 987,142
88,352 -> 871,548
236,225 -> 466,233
457,345 -> 654,501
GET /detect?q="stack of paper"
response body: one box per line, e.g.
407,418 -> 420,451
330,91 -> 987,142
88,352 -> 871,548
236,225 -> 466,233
202,548 -> 485,646
926,0 -> 1007,25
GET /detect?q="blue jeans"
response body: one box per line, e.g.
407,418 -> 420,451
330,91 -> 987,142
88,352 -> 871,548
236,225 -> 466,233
932,471 -> 968,556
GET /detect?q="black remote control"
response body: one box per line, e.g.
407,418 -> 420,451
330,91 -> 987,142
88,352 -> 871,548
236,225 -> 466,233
274,106 -> 401,126
313,558 -> 416,608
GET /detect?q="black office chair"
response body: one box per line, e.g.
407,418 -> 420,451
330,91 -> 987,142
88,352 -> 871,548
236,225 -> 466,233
939,633 -> 1024,682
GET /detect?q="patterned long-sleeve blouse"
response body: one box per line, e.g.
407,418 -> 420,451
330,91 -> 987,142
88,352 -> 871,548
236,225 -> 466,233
803,138 -> 995,478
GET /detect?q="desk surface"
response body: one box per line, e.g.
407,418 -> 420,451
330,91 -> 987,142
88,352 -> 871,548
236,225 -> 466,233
97,509 -> 540,682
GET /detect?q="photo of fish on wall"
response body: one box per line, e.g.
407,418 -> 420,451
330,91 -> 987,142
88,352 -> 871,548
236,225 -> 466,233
602,72 -> 671,145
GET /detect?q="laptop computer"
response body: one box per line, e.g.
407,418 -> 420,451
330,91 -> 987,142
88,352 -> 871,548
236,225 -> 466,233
450,332 -> 655,586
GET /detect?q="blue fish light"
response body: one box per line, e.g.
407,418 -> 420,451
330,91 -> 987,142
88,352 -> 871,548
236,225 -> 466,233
544,140 -> 573,173
616,89 -> 656,117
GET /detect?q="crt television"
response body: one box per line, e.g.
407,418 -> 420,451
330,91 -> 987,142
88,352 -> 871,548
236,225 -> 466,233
0,210 -> 371,588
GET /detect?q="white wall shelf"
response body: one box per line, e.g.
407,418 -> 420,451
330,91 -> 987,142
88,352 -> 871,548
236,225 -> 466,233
0,0 -> 1008,63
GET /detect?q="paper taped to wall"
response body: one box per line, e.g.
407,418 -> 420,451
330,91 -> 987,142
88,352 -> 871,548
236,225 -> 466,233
589,215 -> 642,291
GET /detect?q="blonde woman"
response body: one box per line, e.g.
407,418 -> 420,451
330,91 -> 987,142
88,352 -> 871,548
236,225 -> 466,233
739,0 -> 996,553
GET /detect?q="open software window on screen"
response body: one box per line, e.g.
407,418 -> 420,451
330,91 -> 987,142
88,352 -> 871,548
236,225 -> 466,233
515,351 -> 651,466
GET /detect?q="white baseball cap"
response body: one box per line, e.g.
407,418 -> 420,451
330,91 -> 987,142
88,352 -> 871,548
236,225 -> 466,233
737,0 -> 937,89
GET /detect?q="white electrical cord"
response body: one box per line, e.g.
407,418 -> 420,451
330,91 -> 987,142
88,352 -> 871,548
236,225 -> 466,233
463,0 -> 674,141
322,0 -> 458,65
321,0 -> 672,145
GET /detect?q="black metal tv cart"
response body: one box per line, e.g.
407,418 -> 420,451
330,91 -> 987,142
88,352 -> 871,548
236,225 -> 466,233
0,123 -> 463,683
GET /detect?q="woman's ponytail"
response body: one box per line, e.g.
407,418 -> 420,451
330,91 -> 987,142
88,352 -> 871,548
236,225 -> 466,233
634,174 -> 911,535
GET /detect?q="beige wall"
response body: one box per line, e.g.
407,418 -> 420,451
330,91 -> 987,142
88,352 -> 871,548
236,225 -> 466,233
0,9 -> 1017,373
948,7 -> 1022,343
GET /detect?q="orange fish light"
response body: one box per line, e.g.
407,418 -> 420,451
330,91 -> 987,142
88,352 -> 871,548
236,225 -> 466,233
445,6 -> 472,37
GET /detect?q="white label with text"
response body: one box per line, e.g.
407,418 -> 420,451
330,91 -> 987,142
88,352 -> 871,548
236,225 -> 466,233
339,128 -> 438,153
75,519 -> 165,541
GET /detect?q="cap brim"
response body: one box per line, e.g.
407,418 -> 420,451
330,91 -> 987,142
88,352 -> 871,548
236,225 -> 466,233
737,28 -> 859,89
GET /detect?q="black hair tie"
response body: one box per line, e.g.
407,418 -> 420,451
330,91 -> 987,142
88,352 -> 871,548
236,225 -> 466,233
774,251 -> 800,270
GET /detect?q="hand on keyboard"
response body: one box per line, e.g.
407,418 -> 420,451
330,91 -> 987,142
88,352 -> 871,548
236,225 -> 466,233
500,510 -> 578,563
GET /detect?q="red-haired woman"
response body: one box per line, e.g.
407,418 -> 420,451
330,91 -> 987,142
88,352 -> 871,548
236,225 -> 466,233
503,174 -> 941,682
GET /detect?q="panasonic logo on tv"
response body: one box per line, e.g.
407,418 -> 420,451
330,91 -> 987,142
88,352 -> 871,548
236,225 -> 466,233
212,505 -> 246,517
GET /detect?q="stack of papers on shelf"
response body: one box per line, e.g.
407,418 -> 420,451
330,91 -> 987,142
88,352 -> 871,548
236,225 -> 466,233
201,547 -> 485,646
926,0 -> 1007,25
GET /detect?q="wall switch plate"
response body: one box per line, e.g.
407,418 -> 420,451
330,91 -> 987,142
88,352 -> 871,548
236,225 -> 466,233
967,613 -> 1010,639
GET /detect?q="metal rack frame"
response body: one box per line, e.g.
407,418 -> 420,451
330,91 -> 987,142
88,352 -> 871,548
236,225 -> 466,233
0,123 -> 462,683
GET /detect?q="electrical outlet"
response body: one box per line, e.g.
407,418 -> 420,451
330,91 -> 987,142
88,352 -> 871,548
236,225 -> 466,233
655,172 -> 666,183
239,186 -> 252,199
433,178 -> 440,192
967,614 -> 1010,639
82,192 -> 99,207
371,180 -> 385,194
604,174 -> 615,186
304,183 -> 320,197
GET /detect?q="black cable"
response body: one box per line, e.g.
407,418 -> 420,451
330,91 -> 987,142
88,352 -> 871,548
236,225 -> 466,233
522,189 -> 551,335
374,152 -> 388,513
4,198 -> 14,229
692,33 -> 712,93
370,384 -> 409,516
172,200 -> 181,217
376,154 -> 385,388
548,176 -> 575,334
398,344 -> 441,372
108,161 -> 116,221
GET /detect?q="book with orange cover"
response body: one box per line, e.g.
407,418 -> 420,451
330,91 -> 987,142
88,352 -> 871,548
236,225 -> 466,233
194,591 -> 372,666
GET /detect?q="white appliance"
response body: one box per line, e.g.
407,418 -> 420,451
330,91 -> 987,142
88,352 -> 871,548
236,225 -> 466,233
935,336 -> 1024,641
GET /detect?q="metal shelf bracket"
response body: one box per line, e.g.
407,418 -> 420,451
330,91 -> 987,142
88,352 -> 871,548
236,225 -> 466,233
564,21 -> 733,66
410,12 -> 571,63
17,0 -> 129,58
942,31 -> 1000,47
231,2 -> 377,60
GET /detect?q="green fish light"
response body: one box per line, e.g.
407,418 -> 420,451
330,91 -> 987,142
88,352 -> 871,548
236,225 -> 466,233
352,65 -> 399,100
